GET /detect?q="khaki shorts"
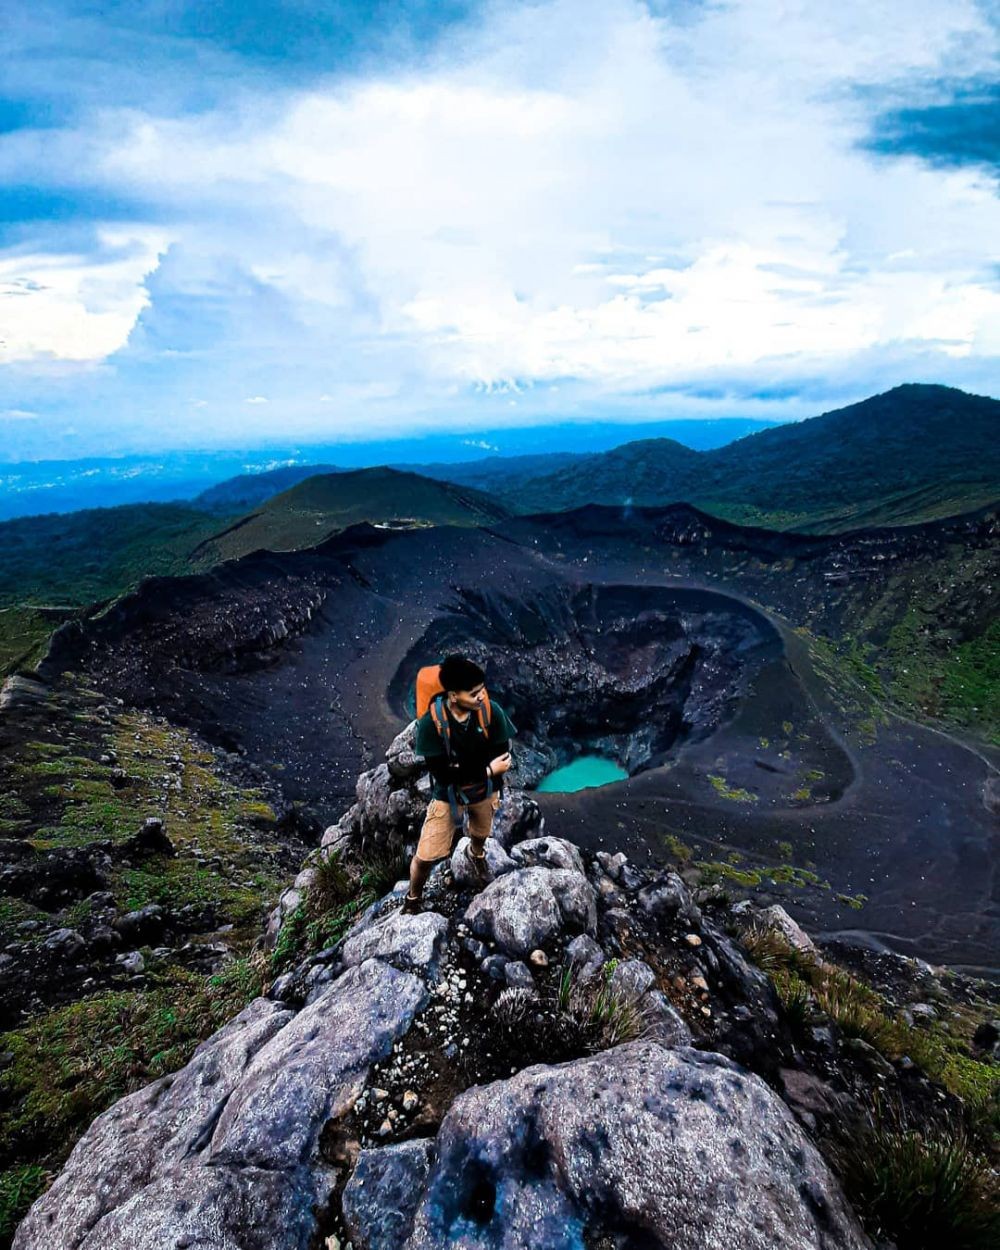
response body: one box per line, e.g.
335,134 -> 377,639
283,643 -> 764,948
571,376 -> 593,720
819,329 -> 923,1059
415,791 -> 501,862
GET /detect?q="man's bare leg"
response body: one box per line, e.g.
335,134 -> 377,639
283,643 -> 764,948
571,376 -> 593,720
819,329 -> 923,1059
407,854 -> 434,902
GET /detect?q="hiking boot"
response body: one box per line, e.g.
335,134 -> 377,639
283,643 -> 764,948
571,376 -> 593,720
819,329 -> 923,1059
400,893 -> 423,915
465,843 -> 491,885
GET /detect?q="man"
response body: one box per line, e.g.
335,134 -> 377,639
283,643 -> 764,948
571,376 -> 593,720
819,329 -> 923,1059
401,654 -> 516,914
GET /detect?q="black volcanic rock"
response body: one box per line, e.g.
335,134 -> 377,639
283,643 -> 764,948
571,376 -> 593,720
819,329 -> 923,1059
0,844 -> 111,911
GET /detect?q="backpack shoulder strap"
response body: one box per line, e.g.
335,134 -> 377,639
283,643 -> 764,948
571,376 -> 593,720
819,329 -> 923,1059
429,693 -> 452,757
477,690 -> 492,733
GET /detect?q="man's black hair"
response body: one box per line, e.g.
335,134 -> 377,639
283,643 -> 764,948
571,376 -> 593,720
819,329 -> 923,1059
439,654 -> 486,693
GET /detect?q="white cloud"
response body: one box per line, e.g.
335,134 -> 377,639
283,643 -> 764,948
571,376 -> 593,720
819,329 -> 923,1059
0,408 -> 38,420
0,0 -> 997,451
0,228 -> 167,364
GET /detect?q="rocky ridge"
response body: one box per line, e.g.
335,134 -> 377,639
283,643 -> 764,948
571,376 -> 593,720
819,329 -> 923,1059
13,724 -> 998,1248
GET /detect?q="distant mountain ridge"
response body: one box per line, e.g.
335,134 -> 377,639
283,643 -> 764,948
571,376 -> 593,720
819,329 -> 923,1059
190,384 -> 1000,533
505,384 -> 999,529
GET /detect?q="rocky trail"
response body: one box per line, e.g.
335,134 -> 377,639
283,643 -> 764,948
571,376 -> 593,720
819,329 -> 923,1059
13,723 -> 999,1250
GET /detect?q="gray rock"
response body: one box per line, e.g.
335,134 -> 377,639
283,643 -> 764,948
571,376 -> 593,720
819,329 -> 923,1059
42,928 -> 85,958
596,850 -> 628,880
404,1042 -> 871,1250
758,905 -> 818,957
210,960 -> 427,1170
449,835 -> 515,888
608,959 -> 656,1002
268,972 -> 298,1002
481,955 -> 509,980
0,674 -> 49,710
546,868 -> 598,936
75,1164 -> 322,1250
619,863 -> 647,891
340,911 -> 448,977
511,837 -> 586,875
13,997 -> 295,1249
15,960 -> 427,1249
703,921 -> 780,1032
118,951 -> 145,975
637,871 -> 701,926
464,868 -> 562,957
504,961 -> 535,991
113,905 -> 166,945
385,722 -> 426,780
641,990 -> 693,1046
565,934 -> 605,978
488,790 -> 545,851
844,1038 -> 894,1079
343,1139 -> 434,1250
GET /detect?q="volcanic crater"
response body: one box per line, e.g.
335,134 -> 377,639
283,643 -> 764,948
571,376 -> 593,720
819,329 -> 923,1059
27,506 -> 1000,970
389,582 -> 786,788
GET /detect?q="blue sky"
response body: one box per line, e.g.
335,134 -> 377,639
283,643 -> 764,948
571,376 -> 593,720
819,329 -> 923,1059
0,0 -> 997,460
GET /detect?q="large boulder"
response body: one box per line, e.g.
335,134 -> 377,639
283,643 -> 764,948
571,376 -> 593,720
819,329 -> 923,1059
13,997 -> 294,1249
14,960 -> 428,1250
489,790 -> 545,851
403,1041 -> 872,1250
385,721 -> 426,780
450,835 -> 515,887
210,960 -> 427,1170
340,911 -> 449,976
463,865 -> 597,958
509,836 -> 585,876
758,904 -> 818,957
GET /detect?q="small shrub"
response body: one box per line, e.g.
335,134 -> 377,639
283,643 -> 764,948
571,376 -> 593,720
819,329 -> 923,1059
359,845 -> 411,897
810,966 -> 901,1054
773,971 -> 814,1035
741,922 -> 796,974
839,1112 -> 1000,1250
0,1165 -> 48,1244
308,851 -> 353,916
554,961 -> 649,1054
491,963 -> 650,1072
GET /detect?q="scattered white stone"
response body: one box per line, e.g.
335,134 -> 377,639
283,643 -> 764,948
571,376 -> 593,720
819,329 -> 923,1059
685,934 -> 703,947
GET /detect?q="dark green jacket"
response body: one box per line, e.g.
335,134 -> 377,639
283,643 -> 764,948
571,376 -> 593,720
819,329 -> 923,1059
414,700 -> 517,801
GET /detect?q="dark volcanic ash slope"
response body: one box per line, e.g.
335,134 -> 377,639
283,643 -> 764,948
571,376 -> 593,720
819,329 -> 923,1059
38,506 -> 1000,970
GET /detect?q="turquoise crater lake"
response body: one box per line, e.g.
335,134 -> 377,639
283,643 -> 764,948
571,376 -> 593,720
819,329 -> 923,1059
536,754 -> 629,793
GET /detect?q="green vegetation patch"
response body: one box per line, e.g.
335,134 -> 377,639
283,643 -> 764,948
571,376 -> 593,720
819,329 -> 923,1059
838,1114 -> 1000,1250
697,860 -> 826,891
887,612 -> 1000,744
0,958 -> 266,1177
741,924 -> 1000,1116
707,773 -> 759,804
271,846 -> 410,974
0,1165 -> 47,1245
5,710 -> 286,941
